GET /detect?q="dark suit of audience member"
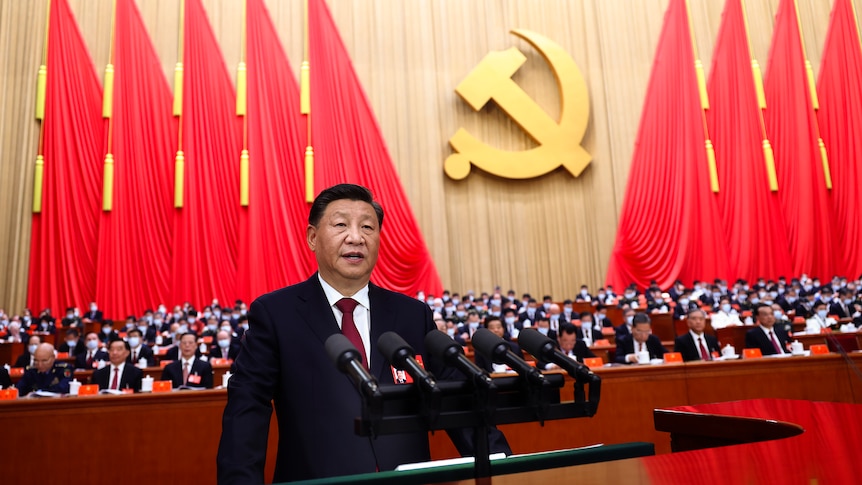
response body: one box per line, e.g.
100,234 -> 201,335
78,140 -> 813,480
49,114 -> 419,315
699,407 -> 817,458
58,339 -> 86,357
475,340 -> 523,374
615,333 -> 667,364
745,325 -> 790,356
75,349 -> 109,369
536,339 -> 594,369
829,300 -> 852,319
127,344 -> 155,367
163,345 -> 202,362
674,332 -> 721,362
83,309 -> 103,323
161,357 -> 213,389
614,322 -> 633,340
14,352 -> 34,368
0,367 -> 11,389
90,363 -> 143,392
210,341 -> 240,361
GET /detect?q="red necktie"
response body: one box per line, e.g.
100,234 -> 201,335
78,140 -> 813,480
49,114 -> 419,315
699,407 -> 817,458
86,352 -> 93,367
182,362 -> 190,385
698,337 -> 710,361
769,331 -> 782,354
336,298 -> 366,369
132,350 -> 137,362
111,367 -> 119,390
639,342 -> 644,352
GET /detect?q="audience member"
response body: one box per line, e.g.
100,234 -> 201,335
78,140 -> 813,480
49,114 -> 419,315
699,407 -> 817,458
537,323 -> 595,369
615,314 -> 667,364
745,304 -> 790,356
673,309 -> 720,362
576,312 -> 599,347
90,338 -> 143,392
76,332 -> 109,369
614,308 -> 636,340
15,343 -> 72,395
99,320 -> 118,345
82,302 -> 103,323
805,300 -> 836,334
14,335 -> 41,368
161,333 -> 213,389
211,330 -> 240,361
5,321 -> 25,343
58,328 -> 86,357
710,296 -> 743,329
533,315 -> 557,341
474,315 -> 523,374
126,328 -> 155,367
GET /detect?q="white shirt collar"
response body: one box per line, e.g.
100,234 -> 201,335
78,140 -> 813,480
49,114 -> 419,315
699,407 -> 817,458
689,329 -> 704,340
318,274 -> 370,311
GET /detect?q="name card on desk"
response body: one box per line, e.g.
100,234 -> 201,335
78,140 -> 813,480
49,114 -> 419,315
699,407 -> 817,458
210,358 -> 232,366
153,380 -> 172,393
0,388 -> 19,400
9,368 -> 24,377
159,360 -> 173,368
810,344 -> 829,355
663,352 -> 683,363
743,348 -> 763,359
56,352 -> 70,359
584,357 -> 604,369
78,384 -> 99,396
593,339 -> 610,347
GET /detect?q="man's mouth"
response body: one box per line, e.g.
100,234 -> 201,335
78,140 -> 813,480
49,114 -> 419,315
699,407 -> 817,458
343,252 -> 365,261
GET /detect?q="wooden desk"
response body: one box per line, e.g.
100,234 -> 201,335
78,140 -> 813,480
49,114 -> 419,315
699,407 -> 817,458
1,354 -> 860,484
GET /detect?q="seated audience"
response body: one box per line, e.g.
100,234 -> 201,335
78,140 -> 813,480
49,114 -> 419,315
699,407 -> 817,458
58,328 -> 86,357
161,333 -> 213,389
805,300 -> 836,334
210,330 -> 240,361
745,304 -> 790,356
474,315 -> 523,374
90,338 -> 143,392
614,308 -> 636,340
126,328 -> 155,367
537,323 -> 595,369
14,335 -> 41,368
710,296 -> 743,329
576,312 -> 599,347
16,343 -> 72,395
673,309 -> 720,362
76,331 -> 109,369
615,313 -> 667,364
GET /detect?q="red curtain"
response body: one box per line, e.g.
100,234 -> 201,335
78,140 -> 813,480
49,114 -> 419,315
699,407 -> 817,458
706,0 -> 791,283
28,0 -> 105,316
817,0 -> 862,279
236,0 -> 315,303
308,0 -> 443,296
763,0 -> 833,280
95,0 -> 177,319
170,0 -> 242,307
606,0 -> 730,290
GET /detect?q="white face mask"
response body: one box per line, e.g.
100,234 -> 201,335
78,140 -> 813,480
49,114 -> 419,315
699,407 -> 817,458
217,339 -> 231,348
29,344 -> 38,354
128,337 -> 140,348
537,327 -> 549,336
446,328 -> 455,337
721,304 -> 732,313
817,310 -> 828,319
86,340 -> 99,350
240,323 -> 249,331
504,317 -> 516,325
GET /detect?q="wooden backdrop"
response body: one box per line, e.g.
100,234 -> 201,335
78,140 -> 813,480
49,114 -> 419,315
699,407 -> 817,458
0,0 -> 847,311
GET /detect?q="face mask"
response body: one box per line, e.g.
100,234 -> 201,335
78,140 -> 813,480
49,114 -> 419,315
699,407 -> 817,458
504,316 -> 516,325
146,316 -> 153,323
128,337 -> 140,348
221,326 -> 232,334
598,293 -> 606,299
155,335 -> 163,345
822,296 -> 832,303
626,316 -> 634,325
137,326 -> 147,334
126,323 -> 135,330
455,311 -> 466,318
751,297 -> 760,304
426,298 -> 434,306
240,310 -> 247,316
769,291 -> 778,299
543,303 -> 551,311
214,310 -> 221,318
490,299 -> 501,307
29,344 -> 38,354
178,325 -> 188,334
773,311 -> 784,320
232,313 -> 240,320
102,327 -> 112,335
433,305 -> 443,312
218,339 -> 231,348
625,293 -> 635,299
90,305 -> 98,312
721,304 -> 732,313
240,323 -> 249,331
446,328 -> 455,337
452,299 -> 461,306
537,327 -> 549,336
758,292 -> 767,299
158,305 -> 167,314
743,285 -> 750,291
73,309 -> 80,317
580,290 -> 588,296
66,339 -> 76,347
550,314 -> 559,321
787,296 -> 797,303
154,319 -> 163,326
86,340 -> 98,350
679,298 -> 689,306
845,299 -> 853,305
173,313 -> 182,320
490,310 -> 501,317
204,312 -> 212,319
469,322 -> 480,330
207,324 -> 217,332
23,316 -> 30,322
564,306 -> 573,313
817,310 -> 828,319
738,294 -> 747,301
712,293 -> 721,300
66,313 -> 74,319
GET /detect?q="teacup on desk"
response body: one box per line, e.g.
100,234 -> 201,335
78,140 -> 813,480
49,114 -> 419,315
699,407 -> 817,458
637,351 -> 650,364
721,345 -> 736,357
790,341 -> 804,355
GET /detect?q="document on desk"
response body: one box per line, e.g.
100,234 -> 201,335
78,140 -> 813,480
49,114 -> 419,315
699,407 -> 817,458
396,453 -> 507,471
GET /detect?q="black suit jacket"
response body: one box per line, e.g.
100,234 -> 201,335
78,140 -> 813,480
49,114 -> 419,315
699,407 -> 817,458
75,349 -> 110,369
58,340 -> 86,357
161,357 -> 213,389
90,364 -> 143,392
13,352 -> 33,368
209,342 -> 240,361
127,345 -> 155,367
217,275 -> 442,483
614,334 -> 667,364
475,340 -> 523,373
673,333 -> 721,362
536,340 -> 596,369
744,325 -> 791,356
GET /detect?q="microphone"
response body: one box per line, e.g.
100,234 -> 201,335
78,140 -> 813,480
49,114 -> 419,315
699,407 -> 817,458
424,330 -> 494,389
325,333 -> 381,400
518,328 -> 595,382
471,328 -> 545,386
377,331 -> 439,393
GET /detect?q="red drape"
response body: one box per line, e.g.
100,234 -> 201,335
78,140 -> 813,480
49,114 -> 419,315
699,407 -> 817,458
28,0 -> 105,316
236,0 -> 315,304
817,0 -> 862,279
308,0 -> 443,296
95,0 -> 177,320
763,0 -> 833,280
606,0 -> 730,290
707,0 -> 792,283
171,0 -> 241,308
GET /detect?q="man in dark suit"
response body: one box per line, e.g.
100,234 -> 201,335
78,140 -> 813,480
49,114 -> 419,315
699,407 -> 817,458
537,323 -> 595,369
90,338 -> 142,392
615,313 -> 667,364
126,328 -> 155,367
745,303 -> 791,356
58,328 -> 86,357
16,343 -> 72,395
82,302 -> 103,323
14,335 -> 41,368
161,333 -> 213,389
475,315 -> 523,373
217,184 -> 506,484
210,330 -> 240,361
614,308 -> 636,340
674,308 -> 721,362
75,332 -> 109,369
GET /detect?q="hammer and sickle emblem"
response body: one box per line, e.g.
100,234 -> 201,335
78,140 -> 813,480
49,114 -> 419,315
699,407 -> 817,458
445,30 -> 591,180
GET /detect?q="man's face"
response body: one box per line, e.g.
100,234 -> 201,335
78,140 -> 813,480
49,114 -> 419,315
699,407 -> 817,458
180,335 -> 197,359
85,333 -> 99,346
33,345 -> 54,373
687,311 -> 706,333
487,319 -> 505,338
632,323 -> 651,344
307,199 -> 380,294
558,332 -> 576,353
108,341 -> 129,366
756,307 -> 775,328
28,336 -> 40,349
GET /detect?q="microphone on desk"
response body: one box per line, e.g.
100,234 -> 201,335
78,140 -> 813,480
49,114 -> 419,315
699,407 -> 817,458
325,333 -> 381,400
518,328 -> 595,382
377,331 -> 439,394
471,328 -> 545,386
424,330 -> 495,389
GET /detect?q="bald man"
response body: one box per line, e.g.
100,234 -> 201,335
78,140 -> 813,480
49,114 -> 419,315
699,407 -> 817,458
16,343 -> 73,396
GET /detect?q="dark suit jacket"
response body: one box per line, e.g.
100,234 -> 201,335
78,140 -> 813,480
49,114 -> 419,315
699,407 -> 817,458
0,367 -> 11,388
58,340 -> 86,357
161,357 -> 213,389
127,345 -> 155,367
90,364 -> 143,392
163,345 -> 202,362
474,340 -> 523,373
217,274 -> 442,483
614,334 -> 667,364
13,352 -> 33,368
673,333 -> 721,362
75,350 -> 110,369
209,342 -> 240,361
536,340 -> 595,369
744,325 -> 790,356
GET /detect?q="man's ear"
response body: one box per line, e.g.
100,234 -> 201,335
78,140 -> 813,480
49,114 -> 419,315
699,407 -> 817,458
306,224 -> 317,251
